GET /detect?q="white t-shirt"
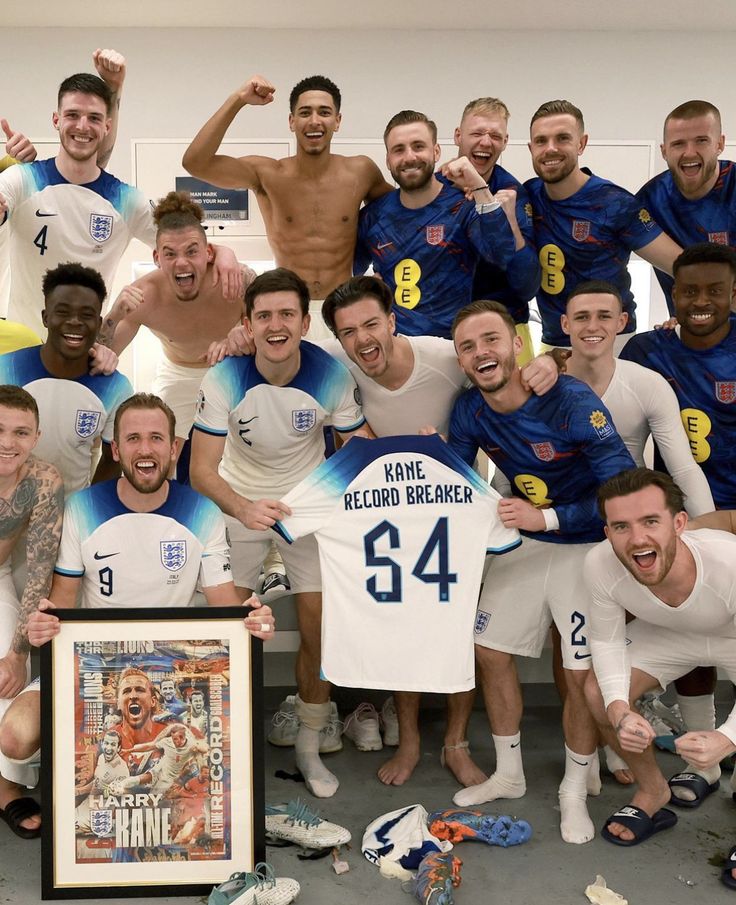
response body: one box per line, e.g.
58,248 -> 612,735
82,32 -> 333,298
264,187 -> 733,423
0,158 -> 156,334
322,335 -> 467,437
55,480 -> 231,608
194,341 -> 364,500
586,529 -> 736,709
601,359 -> 714,516
0,345 -> 132,495
276,434 -> 520,693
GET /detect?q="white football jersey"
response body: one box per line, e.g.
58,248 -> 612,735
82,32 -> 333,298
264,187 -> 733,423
276,435 -> 520,693
55,480 -> 231,608
0,158 -> 156,335
194,341 -> 364,500
0,345 -> 132,495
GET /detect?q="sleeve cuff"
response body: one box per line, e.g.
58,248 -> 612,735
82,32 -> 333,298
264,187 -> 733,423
542,508 -> 560,531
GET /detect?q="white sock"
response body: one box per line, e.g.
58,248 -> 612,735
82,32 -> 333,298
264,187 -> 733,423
295,725 -> 339,798
676,692 -> 716,732
452,733 -> 525,807
558,745 -> 595,844
673,693 -> 720,801
586,749 -> 601,796
604,744 -> 629,776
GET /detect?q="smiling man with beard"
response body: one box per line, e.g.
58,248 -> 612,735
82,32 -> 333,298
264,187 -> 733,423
0,262 -> 132,495
636,101 -> 736,315
446,299 -> 634,845
583,468 -> 736,864
524,99 -> 683,349
354,110 -> 517,339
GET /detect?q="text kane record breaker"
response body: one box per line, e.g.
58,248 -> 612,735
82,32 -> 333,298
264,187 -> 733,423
274,435 -> 521,693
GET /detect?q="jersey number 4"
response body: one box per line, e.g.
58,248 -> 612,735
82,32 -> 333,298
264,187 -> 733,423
33,226 -> 49,255
363,517 -> 457,604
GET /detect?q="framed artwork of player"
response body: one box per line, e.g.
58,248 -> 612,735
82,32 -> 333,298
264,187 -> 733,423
40,607 -> 264,900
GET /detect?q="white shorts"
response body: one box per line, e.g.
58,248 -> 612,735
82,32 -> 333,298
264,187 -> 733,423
226,516 -> 321,593
626,620 -> 736,692
474,536 -> 596,669
152,358 -> 209,439
306,301 -> 331,342
0,561 -> 35,786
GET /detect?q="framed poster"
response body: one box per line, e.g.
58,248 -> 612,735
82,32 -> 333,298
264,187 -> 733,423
40,607 -> 264,900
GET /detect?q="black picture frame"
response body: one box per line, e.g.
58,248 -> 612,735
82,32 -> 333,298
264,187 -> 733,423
40,606 -> 264,900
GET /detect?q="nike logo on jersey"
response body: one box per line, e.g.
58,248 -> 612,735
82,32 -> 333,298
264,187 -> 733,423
573,652 -> 591,660
35,210 -> 58,217
377,242 -> 394,250
94,551 -> 120,560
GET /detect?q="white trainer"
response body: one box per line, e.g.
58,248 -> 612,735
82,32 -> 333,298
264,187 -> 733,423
320,701 -> 344,754
208,862 -> 300,905
268,695 -> 343,753
267,696 -> 299,747
379,696 -> 400,747
344,702 -> 383,751
265,798 -> 351,849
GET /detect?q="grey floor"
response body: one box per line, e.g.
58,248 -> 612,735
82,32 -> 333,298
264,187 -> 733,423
3,688 -> 736,904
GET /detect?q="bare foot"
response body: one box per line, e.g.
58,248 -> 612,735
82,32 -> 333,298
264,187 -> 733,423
0,777 -> 40,832
613,767 -> 635,785
442,745 -> 488,787
605,783 -> 670,843
377,742 -> 420,786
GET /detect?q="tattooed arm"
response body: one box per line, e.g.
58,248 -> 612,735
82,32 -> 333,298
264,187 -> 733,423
7,460 -> 64,666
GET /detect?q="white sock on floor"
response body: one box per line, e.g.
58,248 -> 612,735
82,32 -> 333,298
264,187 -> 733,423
558,745 -> 595,844
673,693 -> 720,801
452,733 -> 525,807
295,725 -> 339,798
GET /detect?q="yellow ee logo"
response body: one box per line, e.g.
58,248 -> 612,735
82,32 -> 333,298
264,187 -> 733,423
514,474 -> 553,507
681,408 -> 711,463
394,259 -> 421,309
539,244 -> 565,295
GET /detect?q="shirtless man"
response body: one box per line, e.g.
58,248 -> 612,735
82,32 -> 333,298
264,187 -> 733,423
99,192 -> 251,452
0,385 -> 63,837
183,73 -> 391,328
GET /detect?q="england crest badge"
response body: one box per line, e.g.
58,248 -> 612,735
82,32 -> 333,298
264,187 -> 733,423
75,409 -> 101,438
161,540 -> 187,572
572,220 -> 591,242
426,224 -> 445,246
90,809 -> 114,837
292,409 -> 316,432
708,231 -> 729,246
89,214 -> 113,243
474,611 -> 491,635
715,381 -> 736,404
531,441 -> 556,461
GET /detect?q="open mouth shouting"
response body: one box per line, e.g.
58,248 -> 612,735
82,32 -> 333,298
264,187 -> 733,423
357,343 -> 381,365
175,271 -> 196,292
631,548 -> 657,572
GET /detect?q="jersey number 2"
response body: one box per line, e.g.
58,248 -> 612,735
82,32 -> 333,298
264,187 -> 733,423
363,517 -> 457,604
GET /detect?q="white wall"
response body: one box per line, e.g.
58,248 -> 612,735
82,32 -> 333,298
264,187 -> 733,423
4,26 -> 736,180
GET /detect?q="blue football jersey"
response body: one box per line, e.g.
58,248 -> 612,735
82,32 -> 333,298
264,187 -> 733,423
449,375 -> 635,543
524,169 -> 662,346
620,323 -> 736,508
437,166 -> 540,324
636,160 -> 736,314
354,182 -> 516,338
